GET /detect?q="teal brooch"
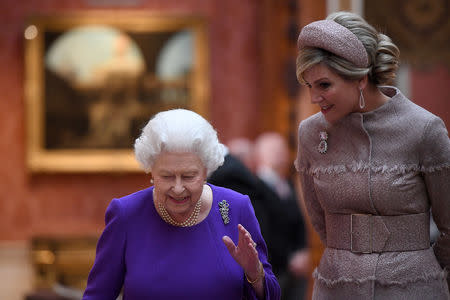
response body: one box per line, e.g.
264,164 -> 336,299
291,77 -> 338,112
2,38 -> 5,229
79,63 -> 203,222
218,200 -> 230,224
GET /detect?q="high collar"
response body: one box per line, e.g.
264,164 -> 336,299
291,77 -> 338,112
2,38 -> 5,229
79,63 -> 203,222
323,86 -> 403,128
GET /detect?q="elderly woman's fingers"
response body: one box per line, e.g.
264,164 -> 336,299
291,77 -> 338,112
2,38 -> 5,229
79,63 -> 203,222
238,224 -> 249,235
224,225 -> 262,280
239,224 -> 257,248
222,236 -> 237,256
238,224 -> 260,262
237,224 -> 247,247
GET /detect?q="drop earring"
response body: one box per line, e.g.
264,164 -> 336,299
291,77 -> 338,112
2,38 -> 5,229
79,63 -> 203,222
359,88 -> 365,109
150,178 -> 154,184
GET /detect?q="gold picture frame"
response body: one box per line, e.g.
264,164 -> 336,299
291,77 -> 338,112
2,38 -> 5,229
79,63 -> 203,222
24,12 -> 210,173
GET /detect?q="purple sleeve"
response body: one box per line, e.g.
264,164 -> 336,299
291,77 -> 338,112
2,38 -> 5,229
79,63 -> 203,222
83,199 -> 126,300
240,196 -> 281,300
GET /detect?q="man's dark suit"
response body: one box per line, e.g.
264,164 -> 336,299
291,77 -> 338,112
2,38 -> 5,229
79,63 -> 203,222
208,154 -> 271,238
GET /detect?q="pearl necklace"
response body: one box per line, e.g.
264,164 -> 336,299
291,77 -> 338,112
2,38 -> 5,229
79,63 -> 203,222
156,194 -> 202,227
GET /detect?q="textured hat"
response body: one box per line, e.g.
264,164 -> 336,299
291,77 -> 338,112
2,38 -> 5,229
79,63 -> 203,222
297,20 -> 368,68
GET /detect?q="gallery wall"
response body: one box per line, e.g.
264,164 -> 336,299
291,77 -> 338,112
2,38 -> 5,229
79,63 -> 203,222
0,0 -> 267,241
0,0 -> 449,244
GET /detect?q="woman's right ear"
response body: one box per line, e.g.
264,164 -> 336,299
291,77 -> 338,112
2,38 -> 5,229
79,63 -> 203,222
358,75 -> 368,90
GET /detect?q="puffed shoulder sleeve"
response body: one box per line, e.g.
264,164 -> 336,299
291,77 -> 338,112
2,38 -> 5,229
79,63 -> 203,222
240,196 -> 281,300
420,116 -> 450,287
83,198 -> 126,300
295,121 -> 326,244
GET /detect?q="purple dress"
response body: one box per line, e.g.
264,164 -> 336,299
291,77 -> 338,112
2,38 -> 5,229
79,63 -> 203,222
83,184 -> 281,300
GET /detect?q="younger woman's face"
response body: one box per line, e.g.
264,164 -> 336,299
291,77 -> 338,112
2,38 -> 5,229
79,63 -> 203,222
303,63 -> 361,124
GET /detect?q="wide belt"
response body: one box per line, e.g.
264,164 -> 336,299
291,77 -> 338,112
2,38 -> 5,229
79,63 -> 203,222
325,212 -> 430,253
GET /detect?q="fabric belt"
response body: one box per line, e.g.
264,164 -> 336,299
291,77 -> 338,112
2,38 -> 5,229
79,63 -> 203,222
325,212 -> 430,253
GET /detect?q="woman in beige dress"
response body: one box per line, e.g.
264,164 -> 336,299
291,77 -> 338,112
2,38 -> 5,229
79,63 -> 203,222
295,11 -> 449,299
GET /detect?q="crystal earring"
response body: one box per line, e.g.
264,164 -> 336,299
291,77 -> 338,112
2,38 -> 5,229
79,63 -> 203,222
359,88 -> 365,109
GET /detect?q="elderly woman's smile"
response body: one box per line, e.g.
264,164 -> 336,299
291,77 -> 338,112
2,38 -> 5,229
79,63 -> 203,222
169,195 -> 190,203
152,151 -> 208,223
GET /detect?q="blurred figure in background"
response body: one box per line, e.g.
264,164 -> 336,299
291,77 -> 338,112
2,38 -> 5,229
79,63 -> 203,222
208,138 -> 271,238
227,137 -> 256,172
254,132 -> 309,300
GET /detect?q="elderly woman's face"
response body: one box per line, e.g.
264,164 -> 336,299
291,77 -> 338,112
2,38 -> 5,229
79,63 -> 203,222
152,151 -> 207,221
303,63 -> 360,124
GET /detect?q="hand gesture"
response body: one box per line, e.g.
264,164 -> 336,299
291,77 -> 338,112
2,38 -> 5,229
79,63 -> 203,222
222,224 -> 262,281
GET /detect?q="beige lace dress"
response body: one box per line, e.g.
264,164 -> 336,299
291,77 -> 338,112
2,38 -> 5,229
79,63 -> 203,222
296,86 -> 450,299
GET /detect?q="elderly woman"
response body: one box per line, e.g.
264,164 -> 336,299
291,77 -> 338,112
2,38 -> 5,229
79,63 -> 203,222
295,11 -> 449,299
82,109 -> 280,300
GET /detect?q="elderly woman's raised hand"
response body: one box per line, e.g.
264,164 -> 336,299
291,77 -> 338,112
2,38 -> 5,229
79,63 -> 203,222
222,224 -> 264,285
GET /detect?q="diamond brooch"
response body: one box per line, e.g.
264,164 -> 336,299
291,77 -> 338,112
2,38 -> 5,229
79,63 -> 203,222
218,200 -> 230,224
318,131 -> 328,154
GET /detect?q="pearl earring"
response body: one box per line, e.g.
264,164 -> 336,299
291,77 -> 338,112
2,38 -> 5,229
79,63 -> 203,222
359,88 -> 365,109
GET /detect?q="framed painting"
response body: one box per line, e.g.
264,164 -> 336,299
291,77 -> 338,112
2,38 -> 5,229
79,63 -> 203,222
24,12 -> 210,173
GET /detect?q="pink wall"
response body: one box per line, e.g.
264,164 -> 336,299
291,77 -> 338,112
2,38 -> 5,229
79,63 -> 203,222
410,65 -> 450,130
0,0 -> 265,240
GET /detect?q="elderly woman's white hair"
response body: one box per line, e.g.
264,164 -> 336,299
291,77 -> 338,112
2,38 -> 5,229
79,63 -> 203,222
134,109 -> 226,175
